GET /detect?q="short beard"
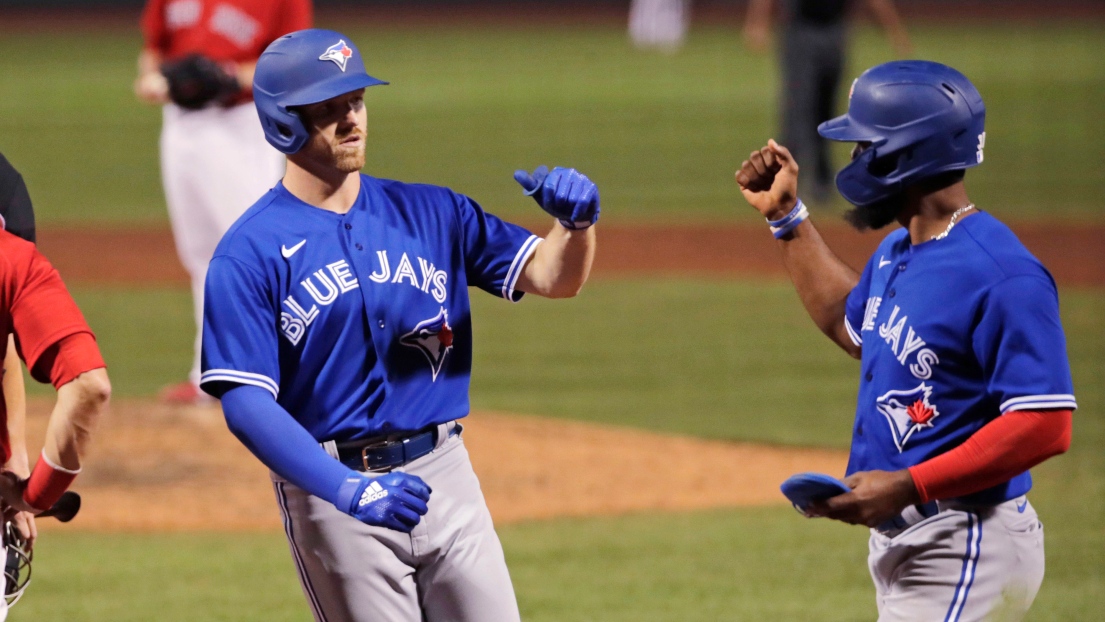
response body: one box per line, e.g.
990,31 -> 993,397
334,147 -> 365,173
844,194 -> 904,231
843,170 -> 966,231
298,129 -> 366,174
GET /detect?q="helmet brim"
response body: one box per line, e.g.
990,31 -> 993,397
817,114 -> 883,143
283,72 -> 388,108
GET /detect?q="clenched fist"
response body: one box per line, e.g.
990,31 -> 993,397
735,139 -> 800,221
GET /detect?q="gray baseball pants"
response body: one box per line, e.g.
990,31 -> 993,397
869,496 -> 1045,622
271,429 -> 520,622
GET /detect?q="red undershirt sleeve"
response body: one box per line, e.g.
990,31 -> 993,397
908,409 -> 1071,503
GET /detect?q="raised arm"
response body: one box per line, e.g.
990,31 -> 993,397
513,166 -> 598,299
735,140 -> 861,358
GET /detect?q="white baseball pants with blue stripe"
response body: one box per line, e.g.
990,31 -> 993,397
868,497 -> 1045,622
270,431 -> 521,622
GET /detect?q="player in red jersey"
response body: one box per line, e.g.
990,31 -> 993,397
0,230 -> 111,619
134,0 -> 312,404
0,151 -> 41,559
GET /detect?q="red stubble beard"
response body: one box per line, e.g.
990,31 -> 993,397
332,128 -> 366,173
302,126 -> 366,174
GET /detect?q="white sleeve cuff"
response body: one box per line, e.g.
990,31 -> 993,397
41,451 -> 81,475
1000,394 -> 1077,413
844,318 -> 863,346
502,235 -> 542,303
200,369 -> 279,400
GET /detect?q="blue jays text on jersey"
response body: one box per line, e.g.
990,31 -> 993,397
842,212 -> 1076,504
200,174 -> 541,444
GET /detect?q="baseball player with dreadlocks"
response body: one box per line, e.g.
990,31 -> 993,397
736,60 -> 1076,620
199,29 -> 598,621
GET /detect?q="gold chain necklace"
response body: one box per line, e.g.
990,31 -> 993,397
931,204 -> 976,241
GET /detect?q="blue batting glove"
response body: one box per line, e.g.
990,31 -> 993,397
513,165 -> 600,229
334,471 -> 432,533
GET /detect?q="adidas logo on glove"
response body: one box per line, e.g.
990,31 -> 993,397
358,481 -> 389,507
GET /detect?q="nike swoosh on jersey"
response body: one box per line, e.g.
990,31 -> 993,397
281,239 -> 307,258
878,256 -> 892,269
1017,498 -> 1028,513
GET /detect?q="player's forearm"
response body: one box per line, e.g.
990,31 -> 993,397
776,220 -> 861,356
220,385 -> 352,506
41,368 -> 110,471
518,224 -> 596,299
908,409 -> 1072,503
135,49 -> 169,104
865,0 -> 912,55
137,49 -> 162,78
3,337 -> 29,477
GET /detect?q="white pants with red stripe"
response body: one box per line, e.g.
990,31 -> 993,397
159,102 -> 285,385
868,496 -> 1045,622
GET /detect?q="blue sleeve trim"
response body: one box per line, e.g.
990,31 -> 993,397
502,234 -> 541,302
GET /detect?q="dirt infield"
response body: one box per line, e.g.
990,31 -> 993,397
26,221 -> 1099,532
27,398 -> 846,532
36,222 -> 1105,287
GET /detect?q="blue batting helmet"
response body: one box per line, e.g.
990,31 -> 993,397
253,29 -> 387,154
818,60 -> 986,207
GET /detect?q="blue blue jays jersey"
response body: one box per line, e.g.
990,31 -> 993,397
200,175 -> 540,442
843,212 -> 1076,504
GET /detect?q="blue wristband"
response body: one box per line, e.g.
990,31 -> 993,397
767,199 -> 808,239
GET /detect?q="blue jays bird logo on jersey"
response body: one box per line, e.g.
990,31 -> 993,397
876,383 -> 941,452
319,40 -> 353,72
400,307 -> 454,381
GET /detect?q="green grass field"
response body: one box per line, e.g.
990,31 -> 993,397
0,21 -> 1102,225
3,15 -> 1103,621
18,281 -> 1102,620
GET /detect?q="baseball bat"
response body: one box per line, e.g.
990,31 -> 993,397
36,491 -> 81,523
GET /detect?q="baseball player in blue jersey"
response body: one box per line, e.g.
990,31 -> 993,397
736,61 -> 1076,621
199,29 -> 598,621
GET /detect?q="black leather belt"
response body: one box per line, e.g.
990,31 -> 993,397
335,423 -> 459,472
877,500 -> 940,535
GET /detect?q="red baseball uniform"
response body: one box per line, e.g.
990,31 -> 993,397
141,0 -> 313,102
142,0 -> 313,63
0,230 -> 104,464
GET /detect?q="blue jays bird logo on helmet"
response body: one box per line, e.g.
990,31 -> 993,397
876,383 -> 941,452
319,40 -> 354,72
400,308 -> 454,381
254,29 -> 388,153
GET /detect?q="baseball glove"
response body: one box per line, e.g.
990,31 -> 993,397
161,54 -> 240,110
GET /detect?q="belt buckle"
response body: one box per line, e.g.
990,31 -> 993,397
360,438 -> 396,472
